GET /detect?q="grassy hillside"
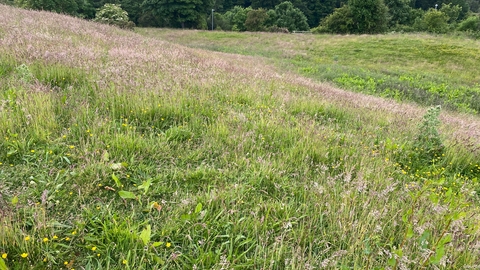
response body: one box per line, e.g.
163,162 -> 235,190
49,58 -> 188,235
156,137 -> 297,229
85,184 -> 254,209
1,5 -> 480,269
138,29 -> 480,114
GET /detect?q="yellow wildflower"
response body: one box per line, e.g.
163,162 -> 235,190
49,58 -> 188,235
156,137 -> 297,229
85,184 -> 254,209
24,236 -> 30,241
1,253 -> 7,259
21,253 -> 28,258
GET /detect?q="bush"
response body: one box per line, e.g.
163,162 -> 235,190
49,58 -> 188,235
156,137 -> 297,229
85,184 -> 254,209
94,4 -> 135,30
422,9 -> 450,33
224,6 -> 251,31
266,1 -> 309,32
457,15 -> 480,31
320,5 -> 354,34
245,8 -> 268,31
348,0 -> 388,34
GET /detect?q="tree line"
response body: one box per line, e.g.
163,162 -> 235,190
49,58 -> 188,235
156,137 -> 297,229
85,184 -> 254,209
1,0 -> 479,34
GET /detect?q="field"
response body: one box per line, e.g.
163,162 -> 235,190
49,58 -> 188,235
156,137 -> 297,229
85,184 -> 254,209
139,29 -> 480,114
1,5 -> 480,269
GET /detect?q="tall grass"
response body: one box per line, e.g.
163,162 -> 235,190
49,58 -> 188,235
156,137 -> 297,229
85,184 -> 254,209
139,29 -> 480,114
1,4 -> 480,269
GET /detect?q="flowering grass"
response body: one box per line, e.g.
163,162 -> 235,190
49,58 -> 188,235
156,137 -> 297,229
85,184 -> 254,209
139,29 -> 480,114
1,4 -> 480,269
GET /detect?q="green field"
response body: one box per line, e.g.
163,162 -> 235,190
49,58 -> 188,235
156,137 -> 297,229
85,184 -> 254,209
1,5 -> 480,269
139,29 -> 480,114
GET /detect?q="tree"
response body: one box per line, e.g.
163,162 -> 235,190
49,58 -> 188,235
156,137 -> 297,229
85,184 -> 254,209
15,0 -> 84,16
94,3 -> 135,28
457,15 -> 480,31
223,5 -> 251,31
141,0 -> 213,29
348,0 -> 388,33
385,0 -> 415,27
266,1 -> 309,31
320,5 -> 354,33
422,8 -> 449,33
245,8 -> 268,31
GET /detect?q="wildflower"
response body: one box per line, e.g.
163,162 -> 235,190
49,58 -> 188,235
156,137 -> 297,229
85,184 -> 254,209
21,253 -> 28,258
43,258 -> 47,262
53,235 -> 58,239
30,150 -> 35,153
64,261 -> 69,265
91,246 -> 97,251
65,237 -> 71,241
166,242 -> 171,248
69,145 -> 75,149
122,259 -> 127,265
43,237 -> 49,243
97,253 -> 100,257
24,236 -> 30,241
72,231 -> 77,235
1,253 -> 7,259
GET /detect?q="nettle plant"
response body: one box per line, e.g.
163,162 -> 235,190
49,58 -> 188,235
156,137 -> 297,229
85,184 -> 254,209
94,4 -> 135,30
412,105 -> 444,167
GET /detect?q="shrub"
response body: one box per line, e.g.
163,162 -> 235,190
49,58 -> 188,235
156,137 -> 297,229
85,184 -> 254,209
224,6 -> 251,31
245,8 -> 268,31
94,4 -> 135,30
457,15 -> 480,31
409,106 -> 445,168
348,0 -> 388,34
266,1 -> 309,32
422,9 -> 450,33
320,5 -> 354,34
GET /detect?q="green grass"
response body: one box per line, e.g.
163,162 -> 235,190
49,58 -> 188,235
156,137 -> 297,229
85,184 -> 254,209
1,5 -> 480,269
138,29 -> 480,114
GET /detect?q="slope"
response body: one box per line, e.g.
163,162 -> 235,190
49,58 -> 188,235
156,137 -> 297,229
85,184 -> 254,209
1,4 -> 480,269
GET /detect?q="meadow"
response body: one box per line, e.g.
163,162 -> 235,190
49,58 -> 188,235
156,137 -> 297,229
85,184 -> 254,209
1,4 -> 480,269
138,29 -> 480,114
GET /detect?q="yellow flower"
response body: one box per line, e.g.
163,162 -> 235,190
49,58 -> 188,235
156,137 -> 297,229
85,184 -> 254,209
91,246 -> 97,251
30,150 -> 35,153
122,259 -> 127,265
24,236 -> 30,241
64,261 -> 69,265
65,237 -> 71,241
72,231 -> 77,235
97,253 -> 100,257
53,235 -> 58,239
69,145 -> 75,149
166,242 -> 171,248
21,253 -> 28,258
43,237 -> 49,243
1,253 -> 7,259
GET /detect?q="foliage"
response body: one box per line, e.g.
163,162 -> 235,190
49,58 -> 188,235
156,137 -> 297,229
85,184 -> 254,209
265,1 -> 309,32
320,5 -> 354,34
348,0 -> 389,33
94,3 -> 135,29
223,6 -> 251,31
385,0 -> 415,27
245,8 -> 268,31
423,9 -> 450,33
457,15 -> 480,31
440,3 -> 462,23
14,0 -> 83,16
141,0 -> 213,29
410,106 -> 445,168
319,0 -> 388,34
